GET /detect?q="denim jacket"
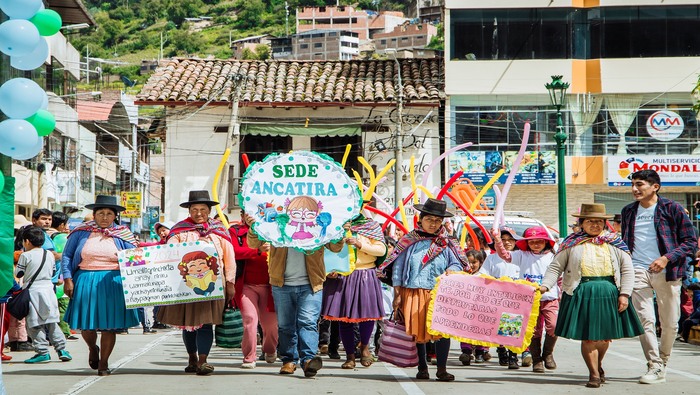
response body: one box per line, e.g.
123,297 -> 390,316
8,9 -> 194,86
391,239 -> 464,290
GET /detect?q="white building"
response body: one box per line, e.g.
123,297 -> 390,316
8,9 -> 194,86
445,0 -> 700,230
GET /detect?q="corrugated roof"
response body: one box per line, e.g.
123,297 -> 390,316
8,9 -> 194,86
135,58 -> 444,105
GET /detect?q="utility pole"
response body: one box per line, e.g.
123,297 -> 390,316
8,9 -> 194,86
85,45 -> 90,84
285,2 -> 290,37
225,74 -> 246,209
392,55 -> 404,208
159,32 -> 168,62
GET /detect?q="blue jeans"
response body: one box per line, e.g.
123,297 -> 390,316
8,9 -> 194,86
272,284 -> 323,365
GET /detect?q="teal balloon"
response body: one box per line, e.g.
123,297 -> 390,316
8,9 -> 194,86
12,136 -> 43,160
10,37 -> 49,71
26,110 -> 55,136
53,233 -> 68,253
0,0 -> 43,19
56,284 -> 64,298
30,9 -> 62,37
0,19 -> 41,57
0,78 -> 47,119
0,119 -> 39,159
0,171 -> 4,193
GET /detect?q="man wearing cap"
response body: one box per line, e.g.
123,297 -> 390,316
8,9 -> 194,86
621,169 -> 698,384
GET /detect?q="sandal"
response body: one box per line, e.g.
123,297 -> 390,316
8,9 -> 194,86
435,371 -> 455,382
599,368 -> 606,383
416,369 -> 430,380
184,364 -> 198,373
586,376 -> 601,388
97,368 -> 111,376
360,356 -> 374,367
341,360 -> 356,369
89,346 -> 100,370
196,363 -> 215,376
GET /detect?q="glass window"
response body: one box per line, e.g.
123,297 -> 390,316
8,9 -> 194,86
80,154 -> 92,192
314,42 -> 323,48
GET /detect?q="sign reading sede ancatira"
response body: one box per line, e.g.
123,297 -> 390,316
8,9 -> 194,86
427,274 -> 541,353
240,151 -> 362,251
118,241 -> 224,309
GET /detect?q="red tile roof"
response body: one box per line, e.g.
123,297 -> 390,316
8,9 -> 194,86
76,100 -> 117,121
136,58 -> 444,105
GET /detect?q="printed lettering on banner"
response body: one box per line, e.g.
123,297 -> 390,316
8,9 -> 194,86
117,242 -> 224,308
239,151 -> 362,251
427,273 -> 541,354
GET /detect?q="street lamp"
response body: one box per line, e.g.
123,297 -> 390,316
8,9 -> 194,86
545,75 -> 570,238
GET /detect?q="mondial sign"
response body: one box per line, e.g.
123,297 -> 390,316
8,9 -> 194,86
608,155 -> 700,186
646,110 -> 684,141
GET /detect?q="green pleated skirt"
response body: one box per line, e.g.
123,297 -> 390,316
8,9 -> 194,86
555,276 -> 644,341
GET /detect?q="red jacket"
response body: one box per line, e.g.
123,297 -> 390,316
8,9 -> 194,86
229,223 -> 274,312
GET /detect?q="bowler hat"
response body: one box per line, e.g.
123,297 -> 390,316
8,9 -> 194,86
571,203 -> 614,220
85,195 -> 126,212
180,190 -> 219,208
413,198 -> 453,218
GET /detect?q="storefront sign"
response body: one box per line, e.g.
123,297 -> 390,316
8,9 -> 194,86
448,151 -> 556,185
646,110 -> 684,142
120,191 -> 142,218
427,274 -> 541,353
239,151 -> 362,251
608,155 -> 700,186
117,241 -> 224,308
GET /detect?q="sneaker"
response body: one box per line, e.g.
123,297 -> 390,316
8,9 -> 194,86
58,350 -> 72,362
1,353 -> 12,361
25,353 -> 51,364
240,361 -> 256,369
66,335 -> 79,341
639,365 -> 666,384
521,351 -> 532,367
474,349 -> 485,363
265,353 -> 277,364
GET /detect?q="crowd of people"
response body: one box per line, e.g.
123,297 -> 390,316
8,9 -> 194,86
2,169 -> 699,388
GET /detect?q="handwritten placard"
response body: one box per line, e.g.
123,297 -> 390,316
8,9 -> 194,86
239,151 -> 362,251
427,273 -> 541,353
117,241 -> 224,308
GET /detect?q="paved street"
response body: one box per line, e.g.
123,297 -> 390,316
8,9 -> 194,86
2,331 -> 700,395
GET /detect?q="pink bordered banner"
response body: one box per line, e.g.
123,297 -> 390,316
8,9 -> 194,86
426,273 -> 541,354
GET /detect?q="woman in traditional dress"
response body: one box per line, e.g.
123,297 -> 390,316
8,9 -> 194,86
62,195 -> 140,376
322,205 -> 387,369
540,203 -> 643,388
157,190 -> 236,376
378,198 -> 470,382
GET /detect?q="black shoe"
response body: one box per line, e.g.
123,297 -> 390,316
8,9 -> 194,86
497,347 -> 509,366
328,350 -> 341,360
508,351 -> 520,370
143,329 -> 158,334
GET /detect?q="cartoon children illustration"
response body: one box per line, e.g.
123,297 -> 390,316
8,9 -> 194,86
285,196 -> 322,240
178,251 -> 219,296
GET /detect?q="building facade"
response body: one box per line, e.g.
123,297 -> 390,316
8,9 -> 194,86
293,30 -> 359,61
374,23 -> 438,52
445,0 -> 700,231
297,6 -> 408,41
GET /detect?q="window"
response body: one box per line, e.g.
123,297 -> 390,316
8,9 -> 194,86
64,137 -> 76,171
329,32 -> 337,37
380,39 -> 386,44
214,126 -> 228,133
391,38 -> 397,42
314,42 -> 323,48
300,43 -> 309,49
47,134 -> 64,168
80,154 -> 92,192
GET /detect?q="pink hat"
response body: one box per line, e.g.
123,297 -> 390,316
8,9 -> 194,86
515,226 -> 556,251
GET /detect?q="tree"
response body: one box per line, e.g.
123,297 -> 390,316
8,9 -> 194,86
255,44 -> 270,60
235,0 -> 265,29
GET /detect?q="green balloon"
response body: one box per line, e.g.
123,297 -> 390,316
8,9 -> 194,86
56,284 -> 64,298
0,171 -> 4,193
53,232 -> 68,253
30,9 -> 62,37
26,110 -> 55,136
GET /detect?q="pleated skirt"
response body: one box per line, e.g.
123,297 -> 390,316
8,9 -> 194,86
64,270 -> 139,331
157,299 -> 225,328
555,276 -> 644,341
397,287 -> 441,344
322,268 -> 385,322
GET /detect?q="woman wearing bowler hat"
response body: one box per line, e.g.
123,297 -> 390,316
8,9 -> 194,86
491,224 -> 558,374
540,203 -> 643,388
378,198 -> 471,382
156,190 -> 237,376
61,195 -> 140,376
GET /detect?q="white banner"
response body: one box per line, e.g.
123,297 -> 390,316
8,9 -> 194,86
118,242 -> 224,308
608,155 -> 700,186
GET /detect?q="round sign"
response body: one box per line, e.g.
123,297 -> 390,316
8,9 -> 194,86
646,110 -> 684,142
240,151 -> 362,251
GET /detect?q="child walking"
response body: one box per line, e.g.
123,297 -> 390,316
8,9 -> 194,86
459,250 -> 492,365
15,226 -> 72,364
492,226 -> 559,373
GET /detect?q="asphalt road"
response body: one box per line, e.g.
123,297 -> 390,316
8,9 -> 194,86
2,330 -> 700,395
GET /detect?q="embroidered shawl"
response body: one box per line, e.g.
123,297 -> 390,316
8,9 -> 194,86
72,221 -> 138,246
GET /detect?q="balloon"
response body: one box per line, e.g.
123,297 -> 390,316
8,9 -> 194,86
55,284 -> 64,298
30,9 -> 62,37
10,37 -> 49,71
419,142 -> 473,203
40,94 -> 49,110
12,136 -> 43,160
26,110 -> 55,136
0,19 -> 41,57
0,78 -> 47,119
0,170 -> 4,193
0,0 -> 43,20
53,233 -> 68,253
492,123 -> 531,231
0,119 -> 39,159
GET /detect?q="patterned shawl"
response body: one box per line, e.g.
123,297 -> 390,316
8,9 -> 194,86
72,221 -> 138,246
351,215 -> 385,242
557,230 -> 630,255
169,217 -> 232,243
377,224 -> 470,274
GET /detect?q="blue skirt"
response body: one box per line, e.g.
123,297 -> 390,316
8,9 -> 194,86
64,270 -> 139,331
